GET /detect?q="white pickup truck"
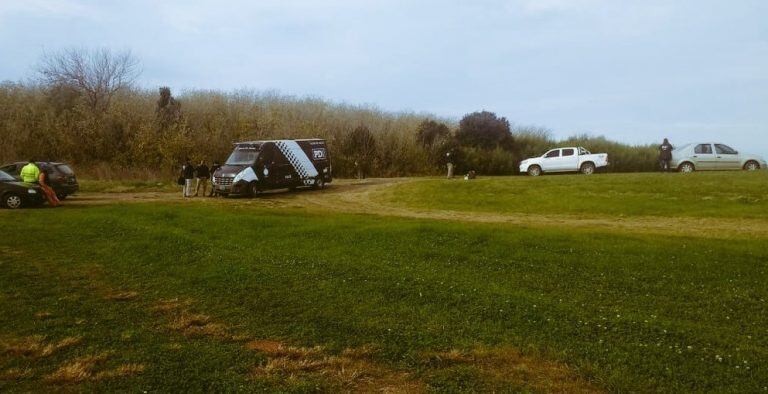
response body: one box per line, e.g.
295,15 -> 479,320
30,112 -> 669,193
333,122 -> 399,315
519,147 -> 609,176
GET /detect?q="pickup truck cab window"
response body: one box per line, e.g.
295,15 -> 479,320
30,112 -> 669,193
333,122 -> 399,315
562,148 -> 575,156
544,150 -> 560,158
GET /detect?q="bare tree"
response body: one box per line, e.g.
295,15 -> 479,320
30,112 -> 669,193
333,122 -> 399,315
37,48 -> 140,112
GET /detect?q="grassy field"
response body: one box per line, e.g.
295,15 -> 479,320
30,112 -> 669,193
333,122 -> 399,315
1,172 -> 767,392
376,171 -> 768,219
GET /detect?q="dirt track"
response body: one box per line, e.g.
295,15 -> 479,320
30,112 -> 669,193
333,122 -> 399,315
62,178 -> 768,240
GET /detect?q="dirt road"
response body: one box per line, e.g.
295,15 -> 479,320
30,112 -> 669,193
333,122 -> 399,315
61,178 -> 767,239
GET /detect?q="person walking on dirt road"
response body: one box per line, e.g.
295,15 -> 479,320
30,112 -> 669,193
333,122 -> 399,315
194,160 -> 210,197
658,138 -> 674,172
180,158 -> 195,197
20,159 -> 40,184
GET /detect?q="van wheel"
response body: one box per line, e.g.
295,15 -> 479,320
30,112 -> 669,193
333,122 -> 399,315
313,177 -> 325,190
57,193 -> 68,200
3,193 -> 23,209
580,162 -> 596,175
679,162 -> 695,173
249,182 -> 260,197
527,165 -> 542,177
744,161 -> 760,171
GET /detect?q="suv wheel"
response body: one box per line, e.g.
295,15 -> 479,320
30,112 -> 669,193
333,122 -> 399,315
3,193 -> 22,209
527,165 -> 542,177
580,162 -> 596,175
744,161 -> 760,171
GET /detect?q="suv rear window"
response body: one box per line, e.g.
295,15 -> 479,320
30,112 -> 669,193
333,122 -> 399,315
56,164 -> 75,175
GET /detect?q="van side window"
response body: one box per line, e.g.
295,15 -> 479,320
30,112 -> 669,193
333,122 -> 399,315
694,144 -> 713,154
545,150 -> 560,158
562,148 -> 575,157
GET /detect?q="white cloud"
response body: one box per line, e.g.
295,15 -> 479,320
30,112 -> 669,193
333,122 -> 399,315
0,0 -> 99,20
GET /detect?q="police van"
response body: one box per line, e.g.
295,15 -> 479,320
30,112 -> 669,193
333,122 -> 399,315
212,139 -> 332,196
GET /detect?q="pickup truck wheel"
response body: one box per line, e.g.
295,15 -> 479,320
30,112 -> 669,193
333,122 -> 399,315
580,162 -> 596,175
3,193 -> 23,209
527,165 -> 542,177
744,161 -> 760,171
679,162 -> 695,173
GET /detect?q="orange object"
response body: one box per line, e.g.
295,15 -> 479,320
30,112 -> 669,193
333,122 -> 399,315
38,172 -> 60,207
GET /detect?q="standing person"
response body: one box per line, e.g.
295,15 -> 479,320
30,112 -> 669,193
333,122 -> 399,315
20,159 -> 40,184
194,160 -> 210,197
38,164 -> 60,207
180,158 -> 195,197
208,160 -> 221,197
446,151 -> 455,179
658,138 -> 674,172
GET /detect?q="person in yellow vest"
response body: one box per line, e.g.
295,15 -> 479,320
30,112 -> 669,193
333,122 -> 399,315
20,159 -> 40,183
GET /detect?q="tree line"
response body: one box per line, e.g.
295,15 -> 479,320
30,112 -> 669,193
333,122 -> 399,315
0,48 -> 659,179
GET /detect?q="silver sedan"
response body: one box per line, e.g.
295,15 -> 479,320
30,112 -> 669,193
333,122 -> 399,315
671,143 -> 766,172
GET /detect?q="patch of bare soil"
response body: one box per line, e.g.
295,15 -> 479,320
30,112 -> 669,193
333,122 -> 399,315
422,347 -> 603,393
246,340 -> 423,392
1,336 -> 82,358
44,352 -> 145,384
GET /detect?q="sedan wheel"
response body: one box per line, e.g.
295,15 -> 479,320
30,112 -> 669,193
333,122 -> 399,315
3,193 -> 22,209
527,166 -> 542,177
744,161 -> 760,171
679,162 -> 695,173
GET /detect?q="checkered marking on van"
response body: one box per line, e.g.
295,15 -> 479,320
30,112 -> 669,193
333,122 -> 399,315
275,140 -> 319,185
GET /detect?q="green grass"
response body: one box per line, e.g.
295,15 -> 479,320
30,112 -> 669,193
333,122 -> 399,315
2,202 -> 767,392
377,171 -> 768,219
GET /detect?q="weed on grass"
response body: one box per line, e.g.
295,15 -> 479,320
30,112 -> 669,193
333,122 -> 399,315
44,352 -> 145,384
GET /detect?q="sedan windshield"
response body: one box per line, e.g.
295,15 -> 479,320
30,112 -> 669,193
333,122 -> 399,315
0,170 -> 15,181
226,147 -> 260,165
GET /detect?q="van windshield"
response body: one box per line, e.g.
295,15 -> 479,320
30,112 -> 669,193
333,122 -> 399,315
226,148 -> 260,166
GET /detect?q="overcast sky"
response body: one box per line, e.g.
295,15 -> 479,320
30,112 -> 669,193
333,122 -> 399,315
1,0 -> 767,154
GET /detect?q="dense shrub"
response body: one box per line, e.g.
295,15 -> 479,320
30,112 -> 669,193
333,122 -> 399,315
0,82 -> 663,178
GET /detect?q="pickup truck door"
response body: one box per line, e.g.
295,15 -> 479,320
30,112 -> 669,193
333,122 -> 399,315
559,148 -> 579,171
540,149 -> 561,172
714,144 -> 741,170
692,144 -> 718,170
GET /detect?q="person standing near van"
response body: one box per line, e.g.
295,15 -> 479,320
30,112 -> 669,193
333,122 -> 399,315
181,158 -> 195,197
208,160 -> 221,197
658,138 -> 673,172
20,159 -> 40,183
194,160 -> 210,197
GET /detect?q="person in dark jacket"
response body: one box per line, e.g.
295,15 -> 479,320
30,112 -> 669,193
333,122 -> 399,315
181,158 -> 195,197
208,160 -> 221,197
194,160 -> 210,197
658,138 -> 674,172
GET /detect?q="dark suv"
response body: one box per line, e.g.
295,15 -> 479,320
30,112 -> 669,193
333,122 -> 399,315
0,170 -> 44,209
0,162 -> 79,199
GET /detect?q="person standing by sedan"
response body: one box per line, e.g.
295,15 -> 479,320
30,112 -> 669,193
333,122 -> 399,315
38,164 -> 60,207
658,138 -> 674,172
194,160 -> 210,197
180,158 -> 195,197
20,159 -> 40,183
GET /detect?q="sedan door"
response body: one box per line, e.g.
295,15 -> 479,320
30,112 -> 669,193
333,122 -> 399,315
714,144 -> 741,170
692,144 -> 718,170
